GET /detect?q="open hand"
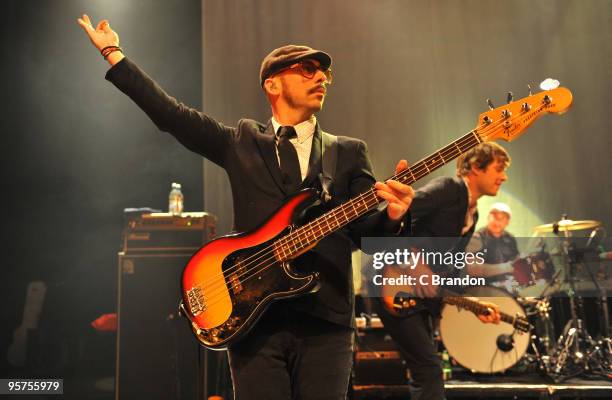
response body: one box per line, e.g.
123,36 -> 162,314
77,14 -> 119,51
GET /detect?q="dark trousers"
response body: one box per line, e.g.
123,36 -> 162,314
376,302 -> 446,400
227,306 -> 354,400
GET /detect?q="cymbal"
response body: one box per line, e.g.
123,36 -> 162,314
533,219 -> 601,234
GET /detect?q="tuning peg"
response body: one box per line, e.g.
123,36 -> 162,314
527,84 -> 533,96
506,92 -> 513,104
486,98 -> 495,110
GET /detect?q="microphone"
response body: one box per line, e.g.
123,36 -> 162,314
496,333 -> 514,352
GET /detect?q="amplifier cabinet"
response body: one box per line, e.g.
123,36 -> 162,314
352,320 -> 408,386
115,252 -> 199,400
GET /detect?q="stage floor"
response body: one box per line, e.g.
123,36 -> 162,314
353,375 -> 612,399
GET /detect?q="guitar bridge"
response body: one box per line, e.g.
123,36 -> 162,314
186,286 -> 206,316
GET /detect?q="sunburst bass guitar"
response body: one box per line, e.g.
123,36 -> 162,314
180,86 -> 573,350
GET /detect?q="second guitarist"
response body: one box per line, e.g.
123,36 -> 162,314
375,142 -> 510,400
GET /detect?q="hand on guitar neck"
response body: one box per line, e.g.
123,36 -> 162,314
476,300 -> 501,324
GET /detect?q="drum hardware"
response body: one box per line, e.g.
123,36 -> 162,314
532,216 -> 612,382
585,228 -> 610,338
535,299 -> 556,354
517,265 -> 562,358
522,297 -> 557,356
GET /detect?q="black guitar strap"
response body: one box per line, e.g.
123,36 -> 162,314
319,131 -> 338,204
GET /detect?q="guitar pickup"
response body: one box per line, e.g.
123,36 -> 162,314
229,273 -> 243,294
228,258 -> 246,295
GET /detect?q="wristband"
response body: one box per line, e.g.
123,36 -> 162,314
100,46 -> 123,59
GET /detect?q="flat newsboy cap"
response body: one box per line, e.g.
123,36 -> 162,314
260,44 -> 332,87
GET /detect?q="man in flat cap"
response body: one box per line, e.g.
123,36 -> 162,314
78,15 -> 413,399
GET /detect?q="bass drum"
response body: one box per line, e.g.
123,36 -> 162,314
439,286 -> 530,373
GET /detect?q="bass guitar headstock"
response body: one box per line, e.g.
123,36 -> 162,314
476,80 -> 573,143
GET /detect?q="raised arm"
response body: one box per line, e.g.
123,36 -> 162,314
76,14 -> 234,167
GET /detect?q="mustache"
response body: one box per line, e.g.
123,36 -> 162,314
309,84 -> 327,95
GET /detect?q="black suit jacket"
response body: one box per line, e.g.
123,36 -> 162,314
411,176 -> 477,240
106,57 -> 402,328
405,176 -> 479,315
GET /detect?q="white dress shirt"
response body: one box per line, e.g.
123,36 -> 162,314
271,116 -> 316,181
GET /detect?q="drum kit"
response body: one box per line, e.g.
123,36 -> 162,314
439,218 -> 612,382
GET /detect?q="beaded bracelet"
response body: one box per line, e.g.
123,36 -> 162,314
100,45 -> 123,59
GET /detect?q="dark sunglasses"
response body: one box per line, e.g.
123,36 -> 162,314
274,60 -> 333,84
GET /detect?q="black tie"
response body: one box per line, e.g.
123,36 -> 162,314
277,126 -> 302,194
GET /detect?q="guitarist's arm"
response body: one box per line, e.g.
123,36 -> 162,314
105,57 -> 236,168
409,177 -> 450,225
410,259 -> 439,298
78,15 -> 235,168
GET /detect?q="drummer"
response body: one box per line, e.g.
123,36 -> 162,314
465,202 -> 520,287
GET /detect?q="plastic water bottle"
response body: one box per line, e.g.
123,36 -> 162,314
168,182 -> 184,215
441,350 -> 452,380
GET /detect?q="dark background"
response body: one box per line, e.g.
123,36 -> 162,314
1,0 -> 202,391
1,0 -> 611,398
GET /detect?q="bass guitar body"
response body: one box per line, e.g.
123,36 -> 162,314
180,189 -> 320,350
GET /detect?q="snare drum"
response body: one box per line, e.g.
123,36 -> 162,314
439,286 -> 530,373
